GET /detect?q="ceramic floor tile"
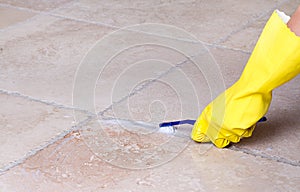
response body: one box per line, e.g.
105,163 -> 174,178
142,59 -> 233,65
93,45 -> 188,114
0,131 -> 130,192
0,14 -> 114,107
80,118 -> 190,170
71,23 -> 205,115
177,46 -> 249,91
101,57 -> 205,123
0,93 -> 81,170
53,0 -> 286,43
0,0 -> 73,11
104,144 -> 300,192
102,47 -> 250,123
220,0 -> 300,52
0,6 -> 36,29
0,131 -> 299,192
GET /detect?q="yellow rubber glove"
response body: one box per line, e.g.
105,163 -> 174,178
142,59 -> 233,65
191,10 -> 300,148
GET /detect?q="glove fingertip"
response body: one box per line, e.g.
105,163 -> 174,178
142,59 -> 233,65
191,132 -> 210,143
214,138 -> 231,148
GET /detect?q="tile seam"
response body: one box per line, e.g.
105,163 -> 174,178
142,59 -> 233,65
0,56 -> 191,174
0,3 -> 254,54
215,0 -> 291,45
0,115 -> 95,175
230,146 -> 300,167
0,89 -> 92,114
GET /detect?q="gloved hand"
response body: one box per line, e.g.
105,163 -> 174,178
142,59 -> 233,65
191,10 -> 300,148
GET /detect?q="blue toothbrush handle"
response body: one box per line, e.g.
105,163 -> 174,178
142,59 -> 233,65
257,116 -> 267,122
159,117 -> 267,127
159,119 -> 196,127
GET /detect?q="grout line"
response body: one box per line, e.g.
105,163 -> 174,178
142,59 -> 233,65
204,42 -> 252,54
87,116 -> 190,139
0,2 -> 249,53
98,55 -> 196,116
48,12 -> 119,29
0,54 -> 195,174
214,13 -> 265,45
230,146 -> 300,167
33,12 -> 254,55
40,10 -> 255,55
0,42 -> 225,173
0,3 -> 119,33
0,89 -> 92,115
0,114 -> 95,175
1,0 -> 293,53
215,0 -> 291,45
0,3 -> 42,14
0,57 -> 184,174
0,111 -> 185,175
0,2 -> 199,43
0,0 -> 74,15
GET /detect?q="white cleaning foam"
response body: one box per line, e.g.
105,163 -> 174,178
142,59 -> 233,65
97,117 -> 177,135
157,126 -> 176,134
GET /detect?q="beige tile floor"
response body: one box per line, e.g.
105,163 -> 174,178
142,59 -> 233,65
1,0 -> 300,191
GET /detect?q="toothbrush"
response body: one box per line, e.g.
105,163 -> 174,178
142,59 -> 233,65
159,116 -> 267,128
